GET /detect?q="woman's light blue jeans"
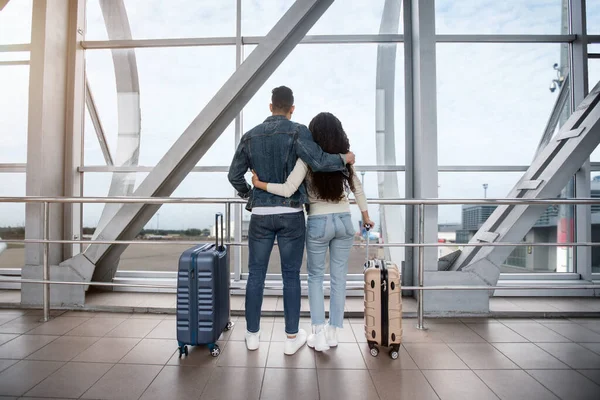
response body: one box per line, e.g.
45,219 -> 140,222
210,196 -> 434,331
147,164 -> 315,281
306,212 -> 355,328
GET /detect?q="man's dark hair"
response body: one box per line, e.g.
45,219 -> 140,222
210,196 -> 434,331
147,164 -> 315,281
271,86 -> 294,112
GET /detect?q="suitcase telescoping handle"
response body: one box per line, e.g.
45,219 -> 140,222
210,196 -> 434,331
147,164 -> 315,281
365,224 -> 371,263
215,213 -> 224,251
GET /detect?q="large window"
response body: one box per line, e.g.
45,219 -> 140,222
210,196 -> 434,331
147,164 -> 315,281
85,0 -> 236,40
437,43 -> 568,166
436,0 -> 564,34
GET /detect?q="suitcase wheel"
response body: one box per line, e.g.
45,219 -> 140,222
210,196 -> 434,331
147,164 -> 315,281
208,343 -> 221,357
368,342 -> 379,357
389,349 -> 399,360
225,321 -> 234,331
178,345 -> 188,358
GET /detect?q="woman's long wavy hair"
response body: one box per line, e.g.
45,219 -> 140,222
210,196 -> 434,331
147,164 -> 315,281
307,112 -> 355,201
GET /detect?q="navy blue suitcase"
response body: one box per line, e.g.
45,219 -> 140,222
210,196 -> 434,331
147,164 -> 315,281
177,213 -> 232,357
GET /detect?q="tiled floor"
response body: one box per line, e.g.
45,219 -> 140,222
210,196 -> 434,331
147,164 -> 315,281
0,309 -> 599,399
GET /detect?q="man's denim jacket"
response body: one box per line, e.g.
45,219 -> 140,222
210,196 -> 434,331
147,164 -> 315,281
227,115 -> 347,211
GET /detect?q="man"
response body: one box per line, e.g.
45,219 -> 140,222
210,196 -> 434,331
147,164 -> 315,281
228,86 -> 354,355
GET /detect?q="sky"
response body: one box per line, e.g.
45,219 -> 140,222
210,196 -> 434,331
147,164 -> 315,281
1,0 -> 600,231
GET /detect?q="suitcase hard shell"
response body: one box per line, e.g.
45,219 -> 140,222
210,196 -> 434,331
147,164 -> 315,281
177,213 -> 232,358
363,231 -> 403,359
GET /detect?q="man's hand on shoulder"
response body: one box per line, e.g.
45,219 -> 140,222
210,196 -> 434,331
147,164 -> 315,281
344,151 -> 355,165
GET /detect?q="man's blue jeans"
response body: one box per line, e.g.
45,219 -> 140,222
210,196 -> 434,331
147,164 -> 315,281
246,212 -> 305,335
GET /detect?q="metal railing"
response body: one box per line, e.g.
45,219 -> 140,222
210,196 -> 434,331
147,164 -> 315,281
0,196 -> 599,327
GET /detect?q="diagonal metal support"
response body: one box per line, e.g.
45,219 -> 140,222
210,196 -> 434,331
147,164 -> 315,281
451,81 -> 600,283
85,77 -> 114,166
61,0 -> 335,285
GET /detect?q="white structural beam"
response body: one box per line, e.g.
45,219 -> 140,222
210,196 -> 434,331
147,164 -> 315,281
61,0 -> 336,289
375,0 -> 405,282
91,0 -> 141,242
22,0 -> 86,306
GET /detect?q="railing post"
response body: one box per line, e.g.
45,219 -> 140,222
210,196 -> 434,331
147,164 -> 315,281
225,202 -> 231,244
41,201 -> 51,322
416,202 -> 427,330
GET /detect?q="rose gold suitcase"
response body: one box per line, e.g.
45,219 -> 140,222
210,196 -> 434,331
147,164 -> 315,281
363,230 -> 402,359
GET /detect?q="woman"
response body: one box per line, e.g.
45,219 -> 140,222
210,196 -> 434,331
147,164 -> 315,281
252,112 -> 374,352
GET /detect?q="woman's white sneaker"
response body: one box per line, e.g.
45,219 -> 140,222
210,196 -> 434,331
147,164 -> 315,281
283,328 -> 308,355
307,325 -> 330,352
325,324 -> 338,347
245,330 -> 260,351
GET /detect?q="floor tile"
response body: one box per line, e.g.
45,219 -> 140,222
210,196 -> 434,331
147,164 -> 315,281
580,342 -> 600,355
229,320 -> 273,342
0,335 -> 58,359
0,334 -> 17,347
317,369 -> 379,400
359,344 -> 418,370
315,342 -> 367,369
401,323 -> 445,343
106,318 -> 161,338
474,370 -> 559,400
0,360 -> 64,396
0,316 -> 43,334
429,323 -> 486,343
266,341 -> 315,368
200,366 -> 263,400
544,323 -> 600,343
466,323 -> 529,343
146,319 -> 176,339
167,341 -> 226,368
492,343 -> 569,369
501,322 -> 570,343
139,366 -> 212,400
119,338 -> 177,365
0,359 -> 17,374
350,323 -> 367,343
25,362 -> 112,399
66,316 -> 128,337
536,342 -> 600,369
270,322 -> 312,342
217,340 -> 268,368
527,369 -> 600,400
260,368 -> 318,400
404,343 -> 468,370
333,325 -> 358,343
370,369 -> 439,400
26,335 -> 100,361
578,369 -> 600,385
27,316 -> 89,336
82,364 -> 162,400
423,370 -> 499,400
448,343 -> 518,370
73,337 -> 140,363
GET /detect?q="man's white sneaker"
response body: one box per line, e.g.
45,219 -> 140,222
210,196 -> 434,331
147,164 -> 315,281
307,325 -> 330,352
325,324 -> 338,347
283,328 -> 308,355
245,330 -> 260,351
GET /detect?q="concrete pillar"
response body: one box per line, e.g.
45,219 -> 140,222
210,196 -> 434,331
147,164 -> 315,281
571,0 -> 592,281
22,0 -> 86,306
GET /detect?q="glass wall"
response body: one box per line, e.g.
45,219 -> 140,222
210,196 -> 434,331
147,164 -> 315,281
0,0 -> 32,270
